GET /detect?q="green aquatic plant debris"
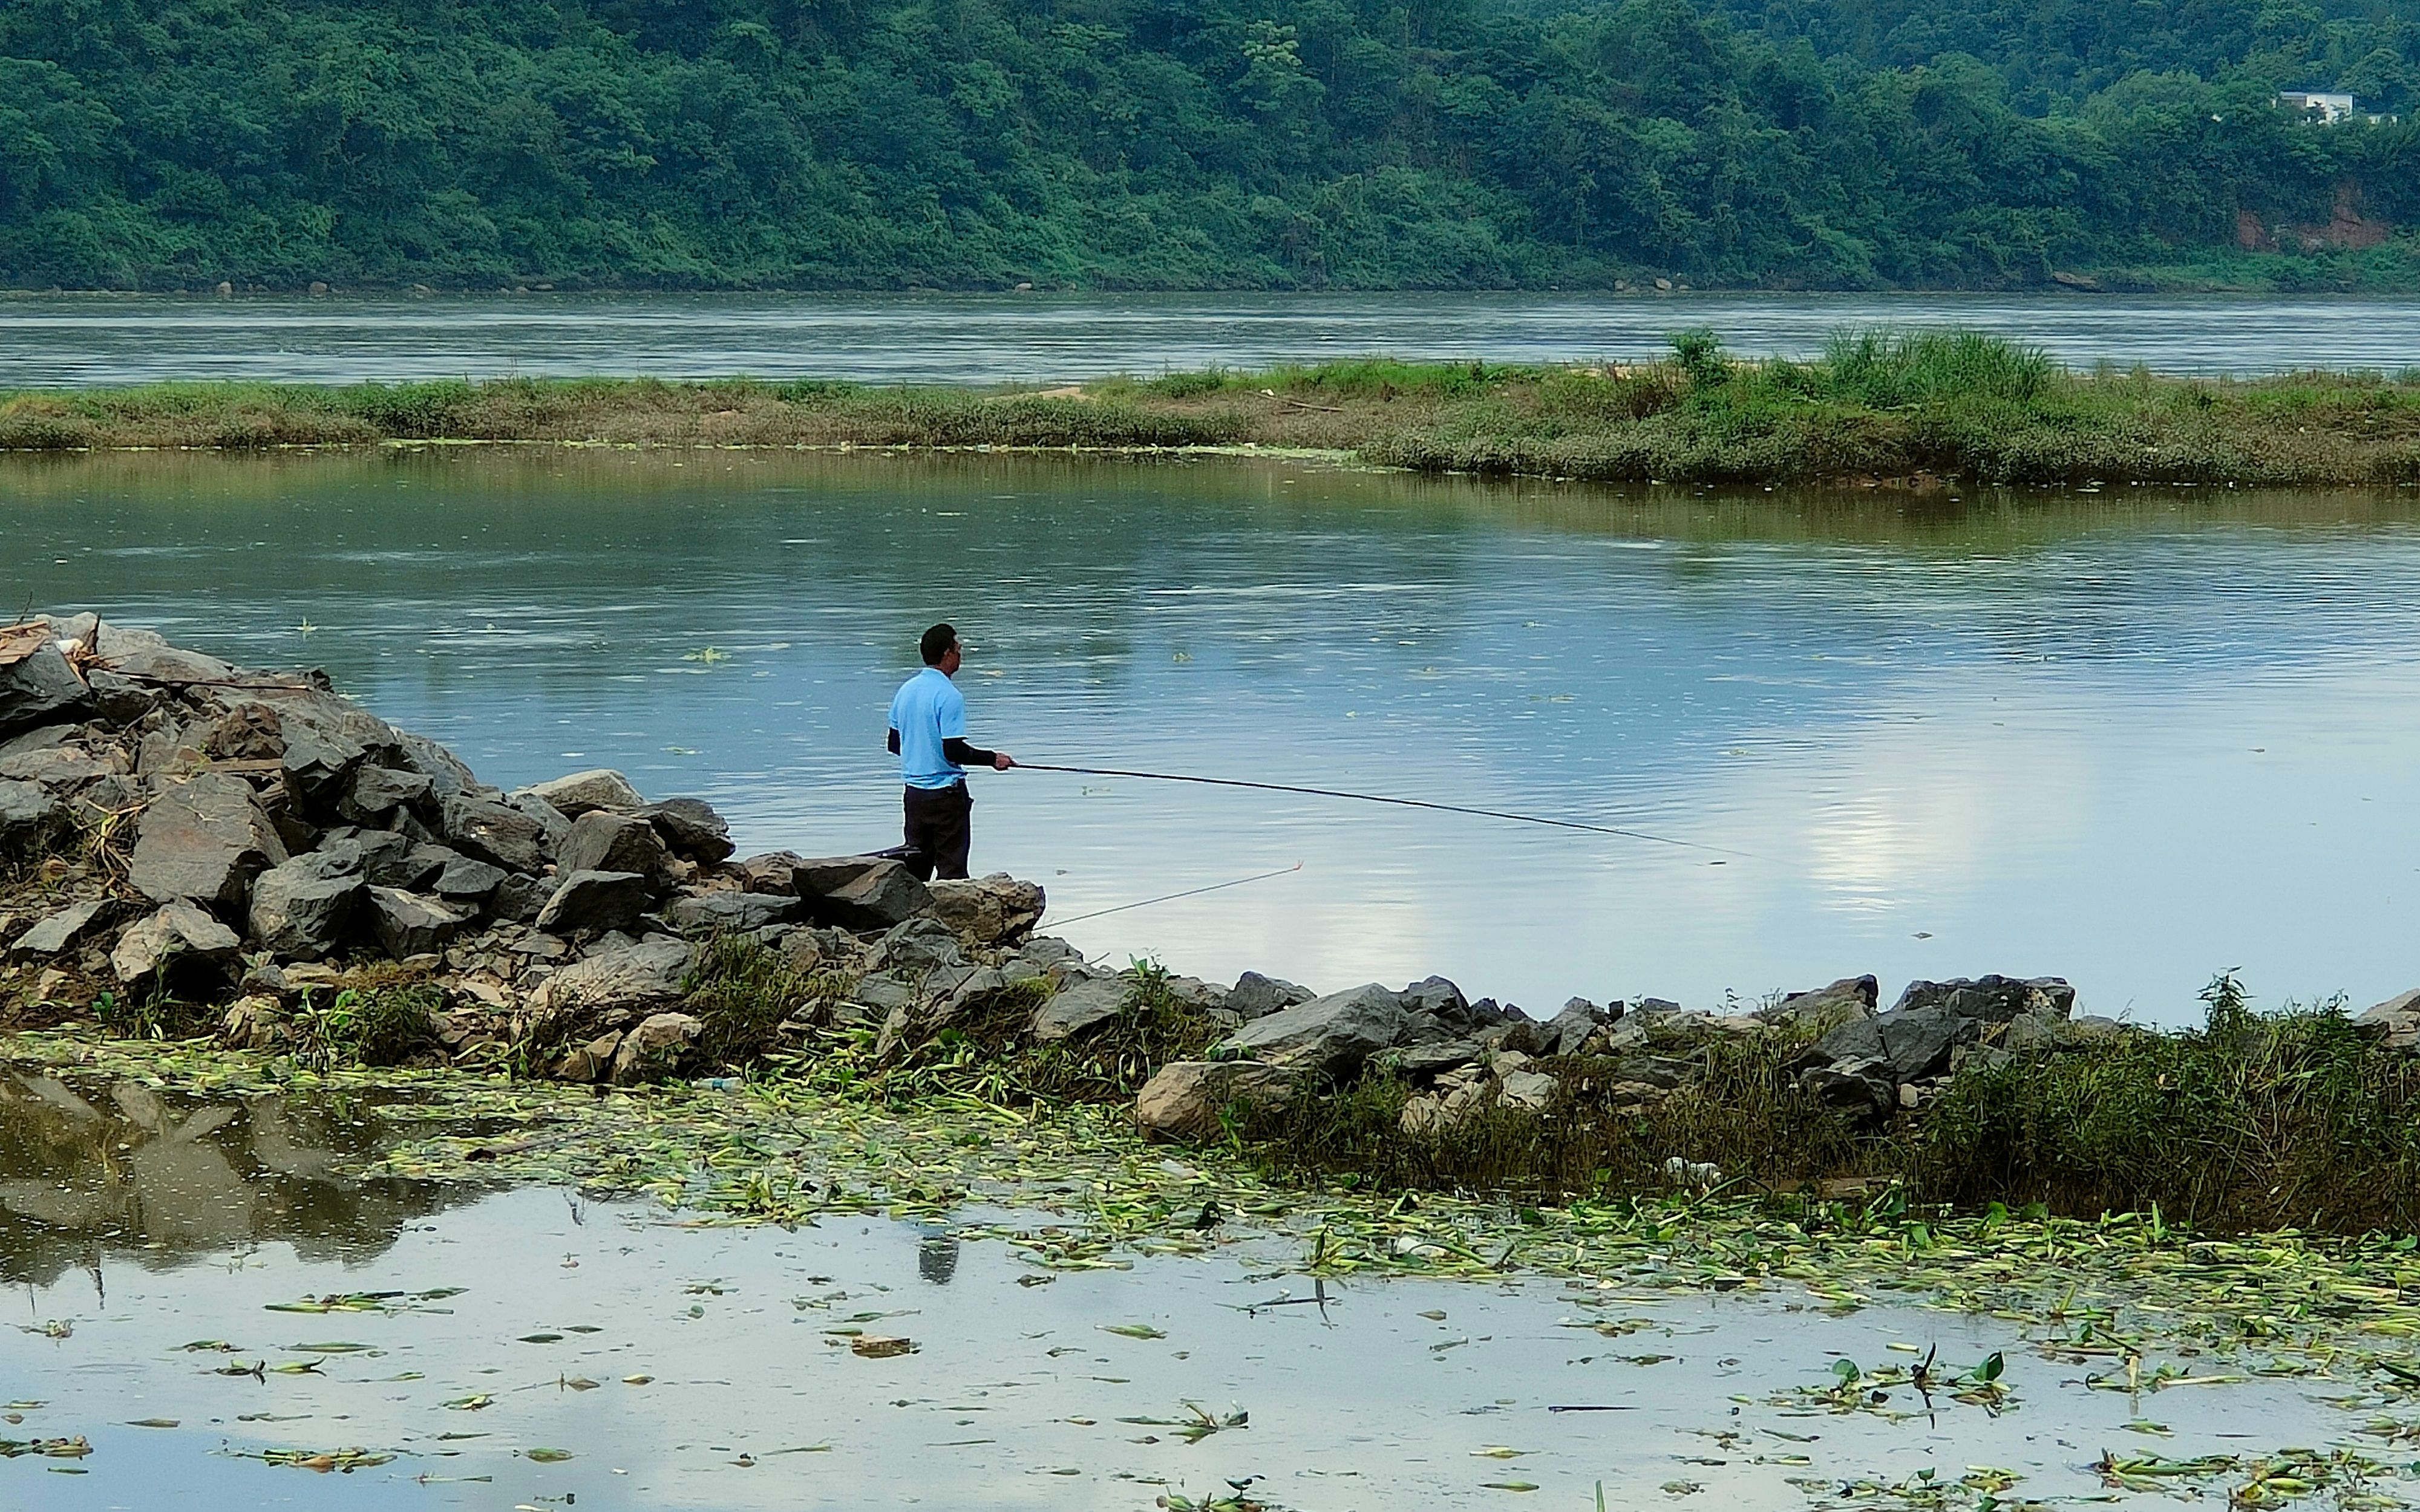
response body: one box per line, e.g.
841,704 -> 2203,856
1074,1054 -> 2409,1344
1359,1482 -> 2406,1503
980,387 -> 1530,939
0,1436 -> 91,1459
232,1446 -> 396,1471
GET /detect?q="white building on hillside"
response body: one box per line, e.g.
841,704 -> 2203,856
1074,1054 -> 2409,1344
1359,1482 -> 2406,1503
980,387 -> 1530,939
2279,90 -> 2357,122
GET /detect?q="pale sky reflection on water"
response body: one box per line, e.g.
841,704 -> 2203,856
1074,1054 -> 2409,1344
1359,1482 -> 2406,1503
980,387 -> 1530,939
7,448 -> 2419,1023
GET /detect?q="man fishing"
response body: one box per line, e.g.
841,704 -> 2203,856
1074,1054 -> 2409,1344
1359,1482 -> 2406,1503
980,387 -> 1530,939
886,622 -> 1015,881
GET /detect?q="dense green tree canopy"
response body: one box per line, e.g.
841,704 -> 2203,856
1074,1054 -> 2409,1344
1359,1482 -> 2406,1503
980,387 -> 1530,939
2,0 -> 2415,288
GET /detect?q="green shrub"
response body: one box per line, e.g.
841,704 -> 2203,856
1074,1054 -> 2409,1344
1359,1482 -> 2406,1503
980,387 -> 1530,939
1817,328 -> 2055,406
341,380 -> 479,437
289,985 -> 443,1070
1895,974 -> 2420,1231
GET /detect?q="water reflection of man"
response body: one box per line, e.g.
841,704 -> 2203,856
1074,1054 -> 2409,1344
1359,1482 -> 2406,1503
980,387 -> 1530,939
886,622 -> 1015,881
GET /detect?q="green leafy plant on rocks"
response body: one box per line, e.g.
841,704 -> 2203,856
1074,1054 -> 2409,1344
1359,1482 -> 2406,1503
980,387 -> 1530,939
90,986 -> 217,1043
679,931 -> 831,1072
286,985 -> 445,1072
770,952 -> 1223,1110
1238,1026 -> 1865,1201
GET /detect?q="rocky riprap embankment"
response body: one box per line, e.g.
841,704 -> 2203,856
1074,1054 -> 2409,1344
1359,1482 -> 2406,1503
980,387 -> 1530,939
13,615 -> 2420,1138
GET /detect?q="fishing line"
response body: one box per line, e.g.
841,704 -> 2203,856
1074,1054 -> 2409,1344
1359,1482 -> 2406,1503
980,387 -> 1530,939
1019,764 -> 1753,859
1049,861 -> 1306,927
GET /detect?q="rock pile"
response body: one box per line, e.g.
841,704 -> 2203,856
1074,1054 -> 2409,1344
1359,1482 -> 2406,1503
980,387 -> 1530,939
0,614 -> 1058,1078
1125,969 -> 2136,1140
18,617 -> 2414,1144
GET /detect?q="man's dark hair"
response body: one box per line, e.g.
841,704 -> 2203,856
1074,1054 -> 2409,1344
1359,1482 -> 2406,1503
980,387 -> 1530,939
920,622 -> 959,666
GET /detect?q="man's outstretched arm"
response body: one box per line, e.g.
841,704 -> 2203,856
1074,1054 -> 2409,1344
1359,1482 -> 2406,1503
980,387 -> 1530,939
943,737 -> 1013,770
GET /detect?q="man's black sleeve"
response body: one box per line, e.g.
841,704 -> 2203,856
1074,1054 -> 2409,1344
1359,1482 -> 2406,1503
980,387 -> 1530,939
887,728 -> 900,755
942,737 -> 996,767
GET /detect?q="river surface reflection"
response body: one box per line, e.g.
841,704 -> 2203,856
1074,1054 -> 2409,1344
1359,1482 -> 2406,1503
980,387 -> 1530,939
6,449 -> 2418,1019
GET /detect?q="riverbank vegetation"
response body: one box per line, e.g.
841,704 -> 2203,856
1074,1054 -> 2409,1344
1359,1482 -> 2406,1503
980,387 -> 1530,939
2,0 -> 2418,291
5,331 -> 2418,486
19,943 -> 2419,1236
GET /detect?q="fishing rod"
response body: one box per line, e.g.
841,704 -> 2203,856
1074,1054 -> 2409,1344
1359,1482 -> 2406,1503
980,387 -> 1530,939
1018,764 -> 1753,859
1049,861 -> 1306,927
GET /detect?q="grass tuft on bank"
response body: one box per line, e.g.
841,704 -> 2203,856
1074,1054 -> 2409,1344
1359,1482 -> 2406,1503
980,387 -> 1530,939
5,328 -> 2420,487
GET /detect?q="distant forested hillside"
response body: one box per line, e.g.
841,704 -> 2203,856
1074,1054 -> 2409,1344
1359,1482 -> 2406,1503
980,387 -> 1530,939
2,0 -> 2416,290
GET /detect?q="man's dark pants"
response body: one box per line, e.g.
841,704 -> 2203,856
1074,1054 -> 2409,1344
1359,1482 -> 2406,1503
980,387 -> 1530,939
901,781 -> 972,881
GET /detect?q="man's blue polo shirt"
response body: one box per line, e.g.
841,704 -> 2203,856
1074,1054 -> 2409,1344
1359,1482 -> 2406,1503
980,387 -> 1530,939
889,666 -> 968,790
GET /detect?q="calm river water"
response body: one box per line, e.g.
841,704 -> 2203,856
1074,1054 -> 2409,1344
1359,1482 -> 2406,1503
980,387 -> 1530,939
7,448 -> 2416,1022
7,290 -> 2420,386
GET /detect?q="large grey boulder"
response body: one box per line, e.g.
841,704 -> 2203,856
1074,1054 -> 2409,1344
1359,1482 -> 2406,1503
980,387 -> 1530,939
246,686 -> 409,807
4,748 -> 119,791
662,890 -> 799,934
1226,971 -> 1313,1020
793,856 -> 934,931
1219,982 -> 1408,1076
395,730 -> 481,800
1892,976 -> 2074,1023
439,793 -> 556,873
1540,998 -> 1608,1057
341,763 -> 433,821
533,934 -> 695,1013
1400,975 -> 1471,1021
489,873 -> 552,924
1756,975 -> 1879,1033
206,700 -> 286,761
556,810 -> 668,879
1499,1067 -> 1559,1110
612,1011 -> 702,1083
0,639 -> 92,735
93,624 -> 232,685
926,873 -> 1045,945
129,772 -> 289,908
0,778 -> 65,848
247,845 -> 367,959
375,840 -> 450,891
1032,977 -> 1133,1041
2355,988 -> 2420,1050
432,853 -> 508,905
734,850 -> 808,893
535,870 -> 652,934
868,916 -> 966,975
637,798 -> 734,864
0,729 -> 120,789
0,722 -> 73,761
523,768 -> 644,818
1802,1057 -> 1896,1119
364,886 -> 471,957
8,899 -> 110,960
504,790 -> 574,847
85,668 -> 159,724
112,901 -> 241,988
1804,1001 -> 1978,1084
1876,1005 -> 1977,1080
1135,1061 -> 1304,1141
